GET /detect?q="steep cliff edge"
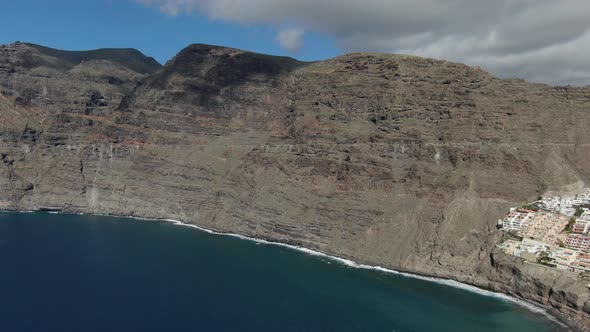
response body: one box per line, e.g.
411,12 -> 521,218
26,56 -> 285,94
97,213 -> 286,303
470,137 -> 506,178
1,42 -> 589,329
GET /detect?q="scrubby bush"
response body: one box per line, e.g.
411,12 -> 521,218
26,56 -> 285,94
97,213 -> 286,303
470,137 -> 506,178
15,87 -> 41,105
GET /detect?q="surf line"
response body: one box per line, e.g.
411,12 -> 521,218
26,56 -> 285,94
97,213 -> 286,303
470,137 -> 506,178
161,218 -> 567,328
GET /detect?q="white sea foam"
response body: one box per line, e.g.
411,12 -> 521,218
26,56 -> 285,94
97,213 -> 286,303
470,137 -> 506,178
166,219 -> 567,327
9,210 -> 568,328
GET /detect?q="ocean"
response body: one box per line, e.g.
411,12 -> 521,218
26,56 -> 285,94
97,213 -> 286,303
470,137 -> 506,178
0,212 -> 566,331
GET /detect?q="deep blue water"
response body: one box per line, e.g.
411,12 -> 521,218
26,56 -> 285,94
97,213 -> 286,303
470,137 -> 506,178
0,212 -> 565,332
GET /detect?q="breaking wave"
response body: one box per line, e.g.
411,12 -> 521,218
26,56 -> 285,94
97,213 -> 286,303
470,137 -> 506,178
165,219 -> 567,328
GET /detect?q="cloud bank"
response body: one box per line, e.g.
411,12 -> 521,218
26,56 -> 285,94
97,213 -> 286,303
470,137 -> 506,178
276,28 -> 304,52
136,0 -> 590,85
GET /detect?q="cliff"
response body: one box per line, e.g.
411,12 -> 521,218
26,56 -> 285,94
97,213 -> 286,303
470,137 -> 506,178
1,42 -> 589,329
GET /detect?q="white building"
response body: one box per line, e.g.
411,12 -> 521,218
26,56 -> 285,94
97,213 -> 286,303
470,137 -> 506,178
501,209 -> 536,232
570,254 -> 590,273
580,209 -> 590,220
566,234 -> 590,252
549,248 -> 578,270
573,219 -> 590,235
519,238 -> 549,255
538,190 -> 590,216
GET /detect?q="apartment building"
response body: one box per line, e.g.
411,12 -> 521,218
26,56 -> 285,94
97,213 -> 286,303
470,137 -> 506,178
566,234 -> 590,252
501,209 -> 536,232
573,219 -> 590,235
520,212 -> 569,245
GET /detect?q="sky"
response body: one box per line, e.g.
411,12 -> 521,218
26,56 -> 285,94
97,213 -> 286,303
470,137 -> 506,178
1,0 -> 589,86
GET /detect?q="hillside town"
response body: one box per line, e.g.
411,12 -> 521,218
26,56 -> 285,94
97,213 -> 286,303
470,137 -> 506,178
497,190 -> 590,274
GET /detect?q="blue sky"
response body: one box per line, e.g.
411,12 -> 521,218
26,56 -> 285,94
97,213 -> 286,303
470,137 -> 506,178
0,0 -> 340,64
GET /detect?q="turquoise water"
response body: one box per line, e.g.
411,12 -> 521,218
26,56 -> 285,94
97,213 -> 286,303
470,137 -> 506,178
0,212 -> 565,331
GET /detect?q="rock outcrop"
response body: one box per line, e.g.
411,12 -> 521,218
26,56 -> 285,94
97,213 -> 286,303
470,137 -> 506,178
1,42 -> 589,330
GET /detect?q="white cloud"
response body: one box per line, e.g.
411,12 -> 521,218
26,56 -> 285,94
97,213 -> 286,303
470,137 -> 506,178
136,0 -> 590,85
276,28 -> 304,53
135,0 -> 198,16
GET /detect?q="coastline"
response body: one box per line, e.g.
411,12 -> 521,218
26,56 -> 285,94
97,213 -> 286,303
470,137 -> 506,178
4,208 -> 574,330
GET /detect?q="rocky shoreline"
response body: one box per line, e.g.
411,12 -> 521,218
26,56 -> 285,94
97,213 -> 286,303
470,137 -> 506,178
3,206 -> 589,331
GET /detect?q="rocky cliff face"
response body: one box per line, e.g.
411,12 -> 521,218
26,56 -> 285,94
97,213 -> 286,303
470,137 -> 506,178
1,42 -> 589,329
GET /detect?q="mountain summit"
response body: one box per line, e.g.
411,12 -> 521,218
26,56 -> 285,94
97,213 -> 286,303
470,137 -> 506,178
6,42 -> 161,74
